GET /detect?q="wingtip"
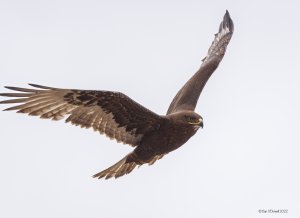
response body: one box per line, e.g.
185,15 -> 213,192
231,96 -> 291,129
222,9 -> 234,33
4,86 -> 12,89
28,83 -> 55,90
4,86 -> 19,91
28,83 -> 43,88
3,85 -> 39,93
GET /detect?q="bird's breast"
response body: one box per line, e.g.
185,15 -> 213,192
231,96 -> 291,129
138,122 -> 198,157
164,124 -> 197,149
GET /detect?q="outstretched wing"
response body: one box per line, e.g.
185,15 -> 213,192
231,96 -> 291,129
167,10 -> 234,114
0,84 -> 163,147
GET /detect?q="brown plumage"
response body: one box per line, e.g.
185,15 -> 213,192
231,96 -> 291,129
0,11 -> 234,179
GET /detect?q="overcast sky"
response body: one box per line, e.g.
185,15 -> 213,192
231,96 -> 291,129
0,1 -> 299,218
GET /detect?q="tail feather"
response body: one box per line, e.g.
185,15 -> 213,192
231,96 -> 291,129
93,154 -> 139,179
148,154 -> 164,165
93,153 -> 166,179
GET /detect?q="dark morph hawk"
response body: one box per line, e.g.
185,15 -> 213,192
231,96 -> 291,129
0,11 -> 234,179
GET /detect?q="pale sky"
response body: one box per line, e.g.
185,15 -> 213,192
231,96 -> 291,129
0,1 -> 299,218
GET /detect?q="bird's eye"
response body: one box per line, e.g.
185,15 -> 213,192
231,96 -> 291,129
186,116 -> 202,125
186,116 -> 194,122
185,116 -> 192,122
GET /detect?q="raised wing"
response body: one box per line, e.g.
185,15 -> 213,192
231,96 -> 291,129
0,84 -> 163,147
167,10 -> 234,114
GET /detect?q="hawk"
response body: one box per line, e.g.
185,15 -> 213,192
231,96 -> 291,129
0,11 -> 234,179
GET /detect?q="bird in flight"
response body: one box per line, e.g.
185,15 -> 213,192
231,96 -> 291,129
0,11 -> 234,179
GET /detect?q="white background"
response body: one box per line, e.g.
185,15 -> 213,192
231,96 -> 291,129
0,1 -> 299,218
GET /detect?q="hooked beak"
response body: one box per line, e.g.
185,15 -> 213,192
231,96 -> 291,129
199,121 -> 203,128
197,118 -> 204,128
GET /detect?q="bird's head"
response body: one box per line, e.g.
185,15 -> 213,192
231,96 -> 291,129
185,113 -> 203,128
167,111 -> 203,128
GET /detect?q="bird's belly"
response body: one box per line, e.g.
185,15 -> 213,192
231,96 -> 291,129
163,131 -> 195,152
135,126 -> 197,162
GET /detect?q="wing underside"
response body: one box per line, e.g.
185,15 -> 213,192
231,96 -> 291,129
166,10 -> 234,114
0,84 -> 163,147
